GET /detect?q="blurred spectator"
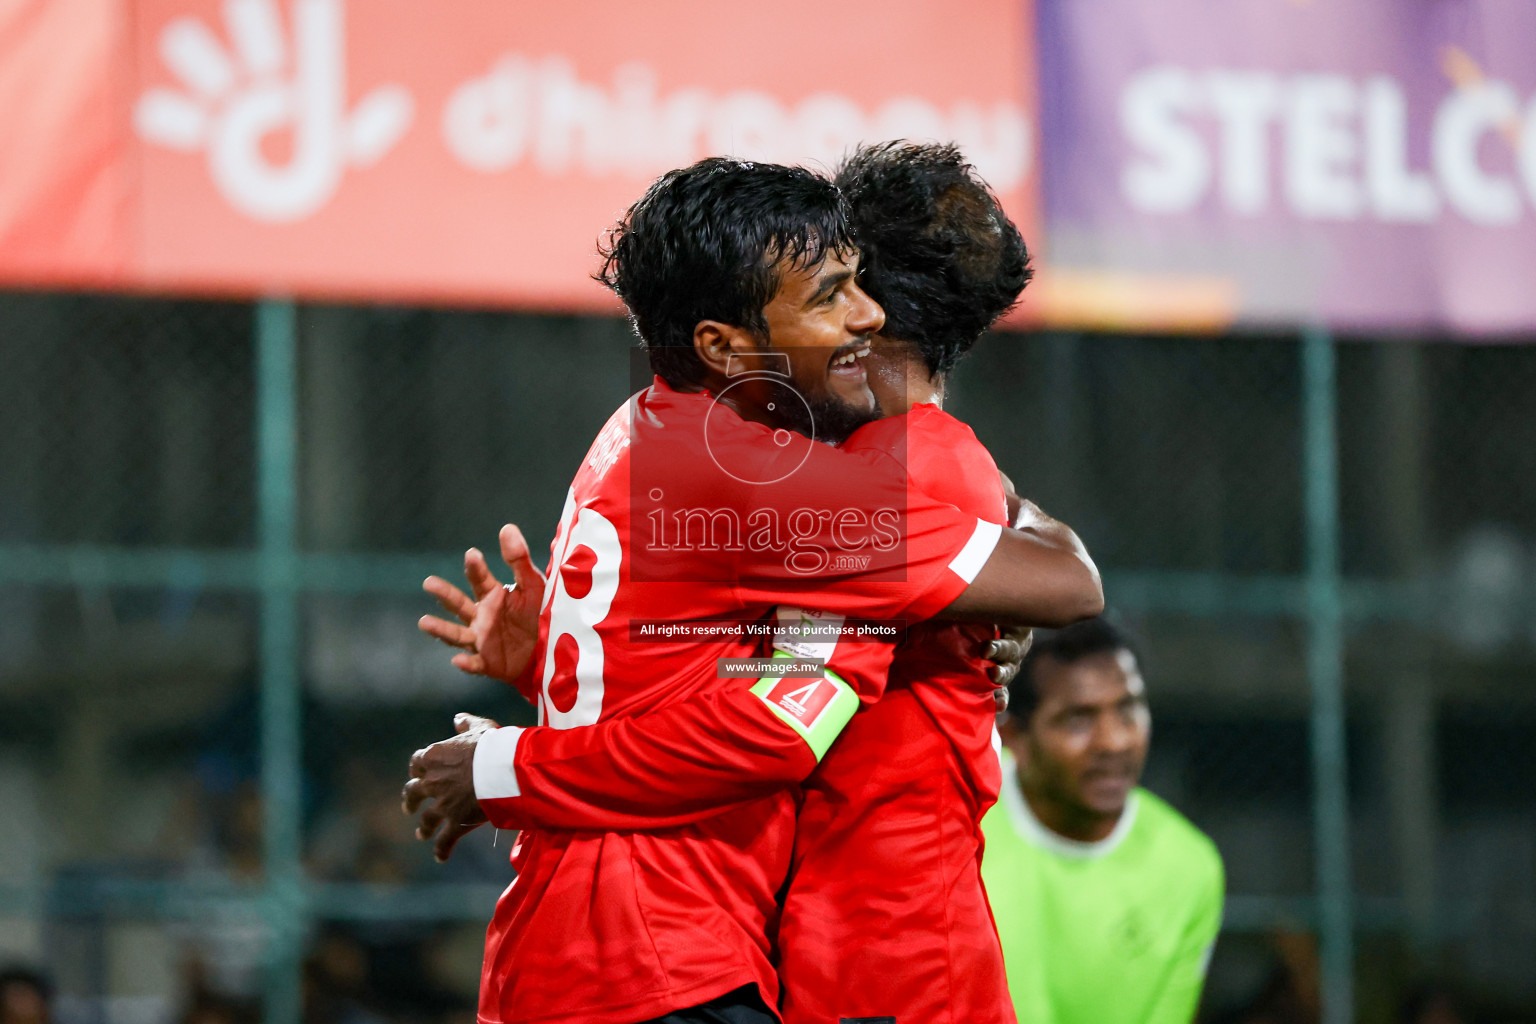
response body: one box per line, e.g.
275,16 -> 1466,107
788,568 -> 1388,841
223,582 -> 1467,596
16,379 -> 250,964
310,755 -> 508,885
303,931 -> 386,1024
179,992 -> 257,1024
1208,930 -> 1320,1024
0,968 -> 51,1024
176,959 -> 261,1024
982,616 -> 1226,1023
310,756 -> 427,884
1396,984 -> 1471,1024
175,780 -> 268,1003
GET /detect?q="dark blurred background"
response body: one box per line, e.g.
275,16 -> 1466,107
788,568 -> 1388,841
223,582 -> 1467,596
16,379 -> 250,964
1,299 -> 1533,1024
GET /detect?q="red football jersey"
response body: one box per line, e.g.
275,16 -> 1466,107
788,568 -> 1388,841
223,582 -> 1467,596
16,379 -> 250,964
777,402 -> 1015,1024
473,381 -> 999,1024
475,402 -> 1016,1024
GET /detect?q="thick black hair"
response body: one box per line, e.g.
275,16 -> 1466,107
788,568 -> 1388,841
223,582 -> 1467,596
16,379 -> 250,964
595,157 -> 855,390
0,965 -> 52,1003
834,142 -> 1032,377
1006,616 -> 1138,724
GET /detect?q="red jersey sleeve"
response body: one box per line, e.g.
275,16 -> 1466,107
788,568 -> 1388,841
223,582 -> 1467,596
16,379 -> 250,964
471,685 -> 808,830
473,600 -> 915,833
473,649 -> 862,831
724,441 -> 1002,624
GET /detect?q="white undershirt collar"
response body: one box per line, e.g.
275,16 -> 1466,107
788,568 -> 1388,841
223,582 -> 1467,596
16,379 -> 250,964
998,752 -> 1139,860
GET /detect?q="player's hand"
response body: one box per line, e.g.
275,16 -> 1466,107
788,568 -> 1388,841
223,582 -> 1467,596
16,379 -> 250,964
983,627 -> 1033,712
402,713 -> 499,863
999,471 -> 1024,529
419,524 -> 545,683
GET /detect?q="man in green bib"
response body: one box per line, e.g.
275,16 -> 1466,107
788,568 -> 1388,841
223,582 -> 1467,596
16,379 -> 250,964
982,617 -> 1224,1023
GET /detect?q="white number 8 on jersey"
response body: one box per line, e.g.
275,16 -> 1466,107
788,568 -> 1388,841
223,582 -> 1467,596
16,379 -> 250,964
540,489 -> 622,728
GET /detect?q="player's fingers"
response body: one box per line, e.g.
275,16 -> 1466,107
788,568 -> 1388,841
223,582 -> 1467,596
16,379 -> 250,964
984,637 -> 1023,665
989,661 -> 1019,686
434,818 -> 476,863
419,615 -> 477,651
477,582 -> 506,621
401,777 -> 426,814
409,748 -> 427,778
464,548 -> 502,601
416,804 -> 444,841
424,576 -> 477,624
451,652 -> 489,675
500,523 -> 545,594
455,712 -> 500,733
993,686 -> 1010,714
453,712 -> 484,734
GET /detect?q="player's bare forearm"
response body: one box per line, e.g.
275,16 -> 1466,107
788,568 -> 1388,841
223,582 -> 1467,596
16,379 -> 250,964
941,510 -> 1103,628
997,473 -> 1091,574
1014,497 -> 1097,576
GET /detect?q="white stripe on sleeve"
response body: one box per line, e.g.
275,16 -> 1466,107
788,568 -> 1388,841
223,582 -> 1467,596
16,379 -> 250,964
949,519 -> 1003,584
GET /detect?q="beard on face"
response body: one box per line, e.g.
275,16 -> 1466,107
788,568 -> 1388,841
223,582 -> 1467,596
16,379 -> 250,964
765,375 -> 882,445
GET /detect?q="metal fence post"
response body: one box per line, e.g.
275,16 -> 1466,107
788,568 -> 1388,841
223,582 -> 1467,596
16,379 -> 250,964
256,299 -> 305,1024
1302,326 -> 1354,1024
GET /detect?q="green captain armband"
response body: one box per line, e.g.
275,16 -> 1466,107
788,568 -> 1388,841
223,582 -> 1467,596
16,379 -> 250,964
749,651 -> 858,761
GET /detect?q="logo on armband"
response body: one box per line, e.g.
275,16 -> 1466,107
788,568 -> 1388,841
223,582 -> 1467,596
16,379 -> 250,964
762,675 -> 840,728
750,662 -> 857,761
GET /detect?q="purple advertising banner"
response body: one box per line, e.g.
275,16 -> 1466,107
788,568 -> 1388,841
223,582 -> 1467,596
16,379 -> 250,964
1035,0 -> 1536,335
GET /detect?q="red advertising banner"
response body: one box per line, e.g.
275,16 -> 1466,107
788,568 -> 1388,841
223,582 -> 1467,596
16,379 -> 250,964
0,0 -> 132,287
1,0 -> 1037,310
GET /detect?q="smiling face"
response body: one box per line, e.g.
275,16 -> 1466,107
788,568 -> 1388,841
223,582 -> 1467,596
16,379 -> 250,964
754,247 -> 885,441
1005,648 -> 1151,838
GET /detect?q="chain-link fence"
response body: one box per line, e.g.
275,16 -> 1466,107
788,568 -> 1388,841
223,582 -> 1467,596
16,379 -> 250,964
1,292 -> 1533,1024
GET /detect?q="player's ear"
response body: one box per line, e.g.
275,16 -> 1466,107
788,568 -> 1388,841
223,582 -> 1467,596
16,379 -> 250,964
693,321 -> 761,380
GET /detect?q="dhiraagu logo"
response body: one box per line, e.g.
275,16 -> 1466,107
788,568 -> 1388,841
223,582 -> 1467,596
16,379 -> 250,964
135,0 -> 413,222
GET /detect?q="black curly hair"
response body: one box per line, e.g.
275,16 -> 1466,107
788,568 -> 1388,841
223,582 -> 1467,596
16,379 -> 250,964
595,157 -> 855,391
1007,616 -> 1139,724
834,142 -> 1032,377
